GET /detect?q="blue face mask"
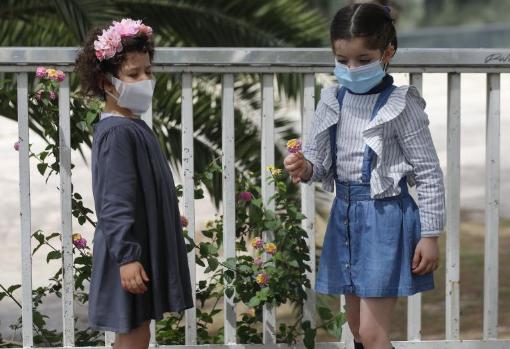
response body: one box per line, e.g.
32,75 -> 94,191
333,59 -> 386,94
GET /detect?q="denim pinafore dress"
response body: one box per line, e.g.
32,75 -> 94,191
315,85 -> 435,297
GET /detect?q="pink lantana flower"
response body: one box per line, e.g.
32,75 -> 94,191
264,242 -> 277,256
36,67 -> 46,78
250,237 -> 264,250
256,273 -> 269,286
72,233 -> 87,249
238,191 -> 253,202
287,139 -> 302,154
56,70 -> 66,82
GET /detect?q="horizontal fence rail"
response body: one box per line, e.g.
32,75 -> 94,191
1,47 -> 510,72
0,47 -> 508,349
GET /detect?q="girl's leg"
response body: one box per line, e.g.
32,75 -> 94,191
359,297 -> 397,349
345,294 -> 362,343
113,320 -> 151,349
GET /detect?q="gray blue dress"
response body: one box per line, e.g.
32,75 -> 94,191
89,114 -> 193,333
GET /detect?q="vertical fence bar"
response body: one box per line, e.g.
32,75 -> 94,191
483,73 -> 500,340
261,73 -> 276,344
340,296 -> 352,343
17,72 -> 33,347
407,72 -> 423,341
301,73 -> 316,327
222,73 -> 237,344
105,332 -> 115,346
182,73 -> 197,345
446,72 -> 461,340
59,75 -> 75,347
141,102 -> 157,345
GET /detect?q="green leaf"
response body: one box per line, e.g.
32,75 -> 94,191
258,287 -> 270,301
37,163 -> 48,176
302,320 -> 317,349
73,192 -> 82,200
39,151 -> 48,161
7,284 -> 21,294
317,306 -> 333,321
224,257 -> 236,270
247,295 -> 260,307
224,270 -> 235,283
32,230 -> 45,245
207,257 -> 219,271
78,216 -> 86,225
46,232 -> 60,241
46,250 -> 62,263
225,287 -> 234,299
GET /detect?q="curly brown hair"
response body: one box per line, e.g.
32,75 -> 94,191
75,21 -> 155,99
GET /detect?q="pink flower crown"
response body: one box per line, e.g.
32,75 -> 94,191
94,18 -> 153,62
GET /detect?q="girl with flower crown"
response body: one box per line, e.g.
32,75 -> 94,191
75,19 -> 193,348
284,4 -> 445,349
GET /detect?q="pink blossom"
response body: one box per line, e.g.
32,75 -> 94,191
256,273 -> 269,286
287,139 -> 302,154
238,191 -> 253,202
56,70 -> 66,82
14,140 -> 20,151
251,237 -> 264,250
254,257 -> 263,267
36,67 -> 46,78
49,91 -> 57,101
94,27 -> 123,61
112,18 -> 142,37
72,233 -> 87,249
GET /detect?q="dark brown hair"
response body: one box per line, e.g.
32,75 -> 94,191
330,3 -> 397,54
75,22 -> 155,99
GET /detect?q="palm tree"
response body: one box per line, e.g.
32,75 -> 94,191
0,0 -> 328,205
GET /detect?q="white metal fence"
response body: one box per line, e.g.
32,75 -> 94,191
0,47 -> 509,348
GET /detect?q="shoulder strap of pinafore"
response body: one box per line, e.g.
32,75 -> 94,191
330,84 -> 397,182
360,84 -> 397,183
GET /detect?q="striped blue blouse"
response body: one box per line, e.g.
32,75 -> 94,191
303,85 -> 445,236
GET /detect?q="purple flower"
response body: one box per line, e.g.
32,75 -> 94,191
254,257 -> 263,267
49,91 -> 57,101
72,233 -> 87,249
14,140 -> 20,151
56,70 -> 66,82
238,191 -> 253,202
36,67 -> 46,78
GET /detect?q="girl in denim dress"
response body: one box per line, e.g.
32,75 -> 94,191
284,4 -> 445,349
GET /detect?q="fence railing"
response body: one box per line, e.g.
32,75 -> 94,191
0,47 -> 509,349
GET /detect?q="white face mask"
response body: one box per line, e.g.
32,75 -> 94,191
106,75 -> 156,115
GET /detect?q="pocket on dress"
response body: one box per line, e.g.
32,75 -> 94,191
372,198 -> 403,244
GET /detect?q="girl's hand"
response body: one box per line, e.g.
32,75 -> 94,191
120,261 -> 150,294
283,153 -> 312,183
412,237 -> 440,275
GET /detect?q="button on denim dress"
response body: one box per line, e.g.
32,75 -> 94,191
315,86 -> 435,297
